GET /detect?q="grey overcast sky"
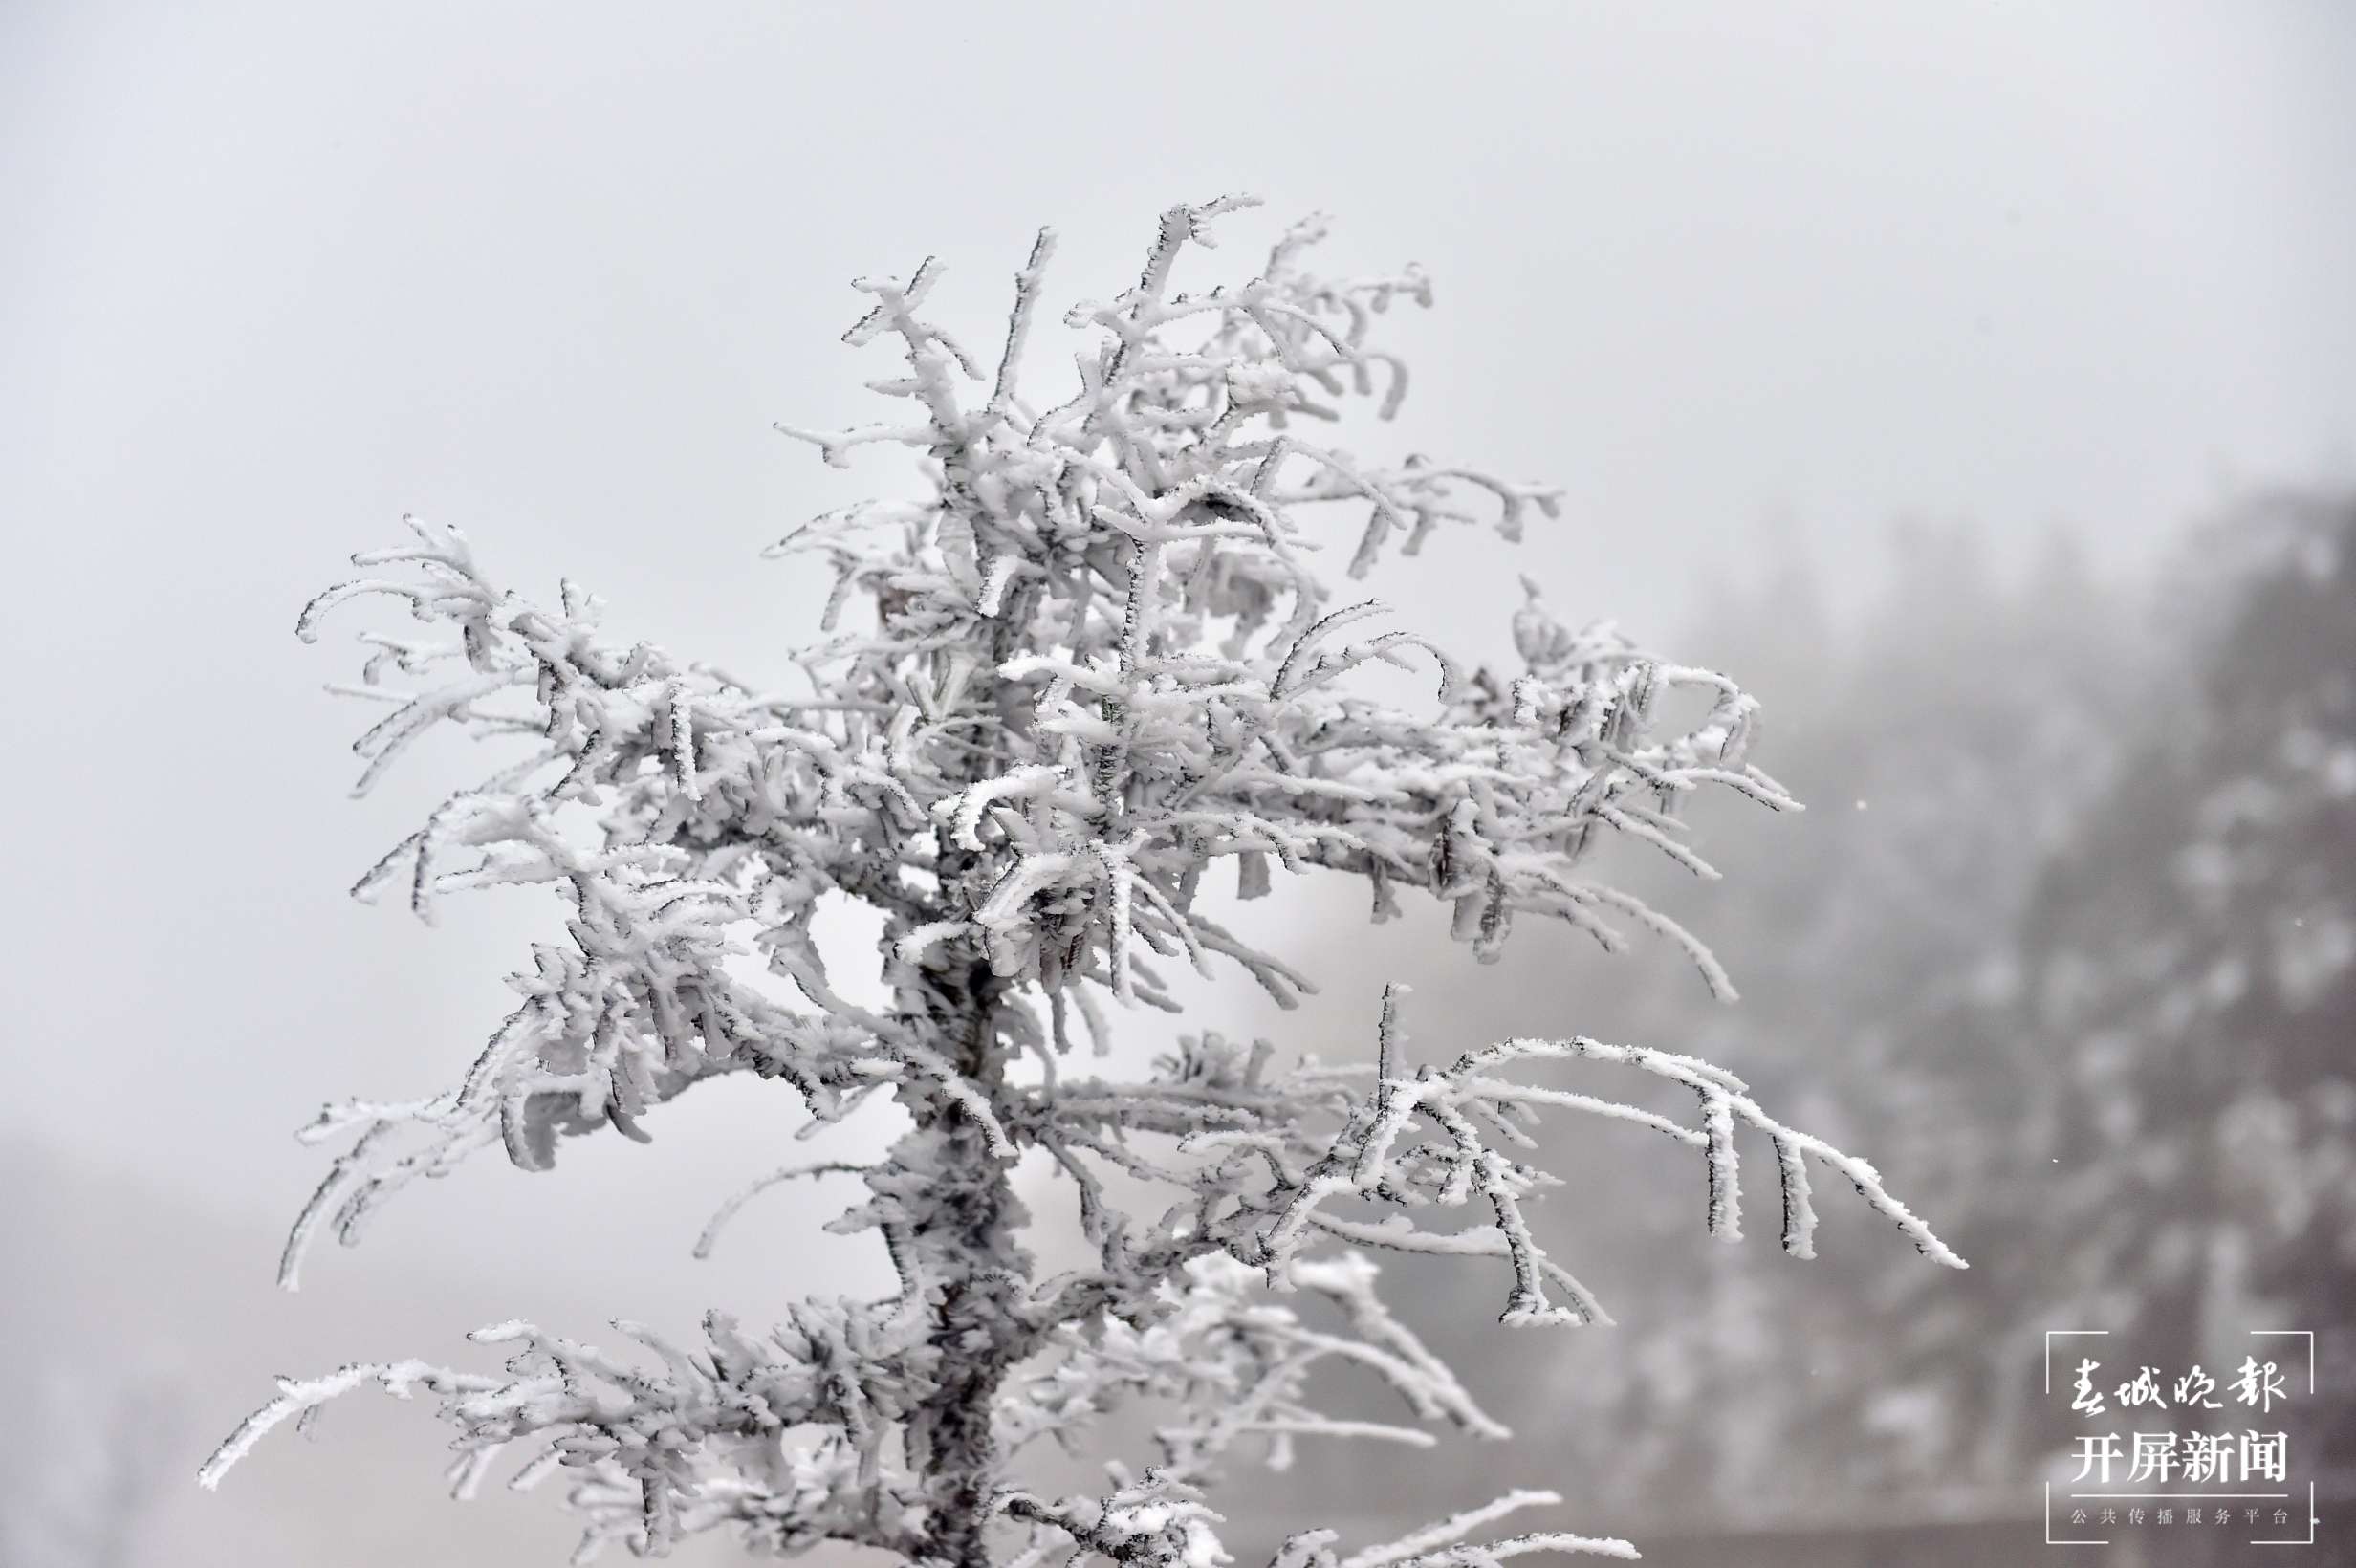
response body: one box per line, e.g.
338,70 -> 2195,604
1,5 -> 2349,1562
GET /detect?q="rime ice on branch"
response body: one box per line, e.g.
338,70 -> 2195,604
203,196 -> 1965,1567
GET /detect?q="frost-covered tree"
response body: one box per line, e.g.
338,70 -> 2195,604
201,197 -> 1963,1567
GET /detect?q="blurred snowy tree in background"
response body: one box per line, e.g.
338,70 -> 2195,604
2015,490 -> 2356,1483
0,1368 -> 180,1568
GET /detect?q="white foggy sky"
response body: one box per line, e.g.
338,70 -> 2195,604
0,5 -> 2351,1558
6,0 -> 2354,1320
3,0 -> 2351,1293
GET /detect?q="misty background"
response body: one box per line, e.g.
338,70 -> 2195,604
4,3 -> 2353,1564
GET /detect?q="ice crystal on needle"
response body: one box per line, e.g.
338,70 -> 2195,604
203,197 -> 1963,1567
